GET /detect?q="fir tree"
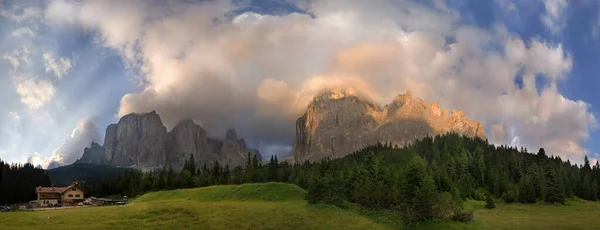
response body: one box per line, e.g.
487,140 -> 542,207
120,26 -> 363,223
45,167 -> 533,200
544,168 -> 565,205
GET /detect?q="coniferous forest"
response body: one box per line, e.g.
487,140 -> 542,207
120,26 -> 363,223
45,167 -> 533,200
77,133 -> 600,223
3,133 -> 600,223
0,161 -> 51,204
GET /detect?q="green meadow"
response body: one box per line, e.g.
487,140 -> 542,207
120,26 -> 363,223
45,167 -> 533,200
1,183 -> 600,230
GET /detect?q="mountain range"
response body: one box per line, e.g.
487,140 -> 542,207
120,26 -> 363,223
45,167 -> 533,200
73,91 -> 486,170
74,111 -> 260,171
293,91 -> 486,162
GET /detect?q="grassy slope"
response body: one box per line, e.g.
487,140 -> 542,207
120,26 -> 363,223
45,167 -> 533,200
413,199 -> 600,230
2,183 -> 600,229
0,183 -> 388,230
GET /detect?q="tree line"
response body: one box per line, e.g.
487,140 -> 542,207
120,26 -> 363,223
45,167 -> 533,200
80,133 -> 600,224
0,161 -> 51,205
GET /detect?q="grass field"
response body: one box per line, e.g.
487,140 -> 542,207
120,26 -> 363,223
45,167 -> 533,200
1,183 -> 600,229
0,183 -> 387,230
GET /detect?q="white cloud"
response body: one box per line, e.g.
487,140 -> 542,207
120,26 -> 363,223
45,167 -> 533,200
44,0 -> 78,25
27,152 -> 62,169
589,153 -> 600,166
14,78 -> 56,110
2,46 -> 31,71
542,0 -> 568,34
43,0 -> 597,161
50,117 -> 102,167
25,117 -> 102,169
10,27 -> 35,38
43,51 -> 73,79
0,6 -> 42,22
8,111 -> 20,124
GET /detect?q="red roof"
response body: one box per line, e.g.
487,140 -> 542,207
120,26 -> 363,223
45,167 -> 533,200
36,187 -> 66,194
36,184 -> 83,194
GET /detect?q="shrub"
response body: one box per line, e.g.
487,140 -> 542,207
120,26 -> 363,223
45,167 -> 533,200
451,209 -> 474,222
433,192 -> 457,219
502,190 -> 517,203
474,188 -> 487,201
485,194 -> 495,209
306,174 -> 345,207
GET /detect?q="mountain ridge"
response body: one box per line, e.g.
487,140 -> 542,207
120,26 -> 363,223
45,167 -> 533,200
292,90 -> 486,162
75,111 -> 261,171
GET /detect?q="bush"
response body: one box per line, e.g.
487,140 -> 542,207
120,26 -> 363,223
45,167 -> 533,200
451,209 -> 474,222
306,174 -> 345,207
485,194 -> 495,209
433,192 -> 458,219
502,190 -> 517,203
474,188 -> 487,201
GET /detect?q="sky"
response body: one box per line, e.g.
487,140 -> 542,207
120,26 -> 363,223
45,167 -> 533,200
0,0 -> 599,168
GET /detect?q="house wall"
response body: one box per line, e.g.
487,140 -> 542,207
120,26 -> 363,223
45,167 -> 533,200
61,187 -> 85,203
39,193 -> 60,200
31,199 -> 59,207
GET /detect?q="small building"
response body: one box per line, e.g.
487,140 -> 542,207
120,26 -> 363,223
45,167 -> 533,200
89,197 -> 117,206
32,183 -> 85,207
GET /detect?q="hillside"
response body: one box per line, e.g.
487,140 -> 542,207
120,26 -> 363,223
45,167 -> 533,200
0,183 -> 387,230
47,163 -> 129,186
3,183 -> 600,229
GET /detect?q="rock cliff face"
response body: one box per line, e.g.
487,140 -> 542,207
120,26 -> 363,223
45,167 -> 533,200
293,91 -> 487,163
75,111 -> 260,171
75,142 -> 108,165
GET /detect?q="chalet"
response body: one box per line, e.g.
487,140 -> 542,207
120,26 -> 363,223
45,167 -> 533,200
30,183 -> 85,207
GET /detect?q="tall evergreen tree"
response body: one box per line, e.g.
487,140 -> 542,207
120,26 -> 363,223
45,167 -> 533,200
544,168 -> 565,204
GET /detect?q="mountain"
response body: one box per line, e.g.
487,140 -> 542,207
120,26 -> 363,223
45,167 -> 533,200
75,111 -> 261,171
292,91 -> 486,162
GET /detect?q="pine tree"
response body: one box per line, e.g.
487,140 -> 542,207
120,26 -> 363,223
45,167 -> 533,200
544,168 -> 565,205
518,176 -> 536,203
399,156 -> 437,223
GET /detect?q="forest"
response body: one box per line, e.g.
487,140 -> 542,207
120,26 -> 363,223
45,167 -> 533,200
0,161 -> 51,204
79,133 -> 600,224
1,133 -> 599,223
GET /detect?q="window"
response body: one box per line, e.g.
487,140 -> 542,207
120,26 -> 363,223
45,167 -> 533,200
68,194 -> 73,198
75,194 -> 80,198
72,188 -> 77,191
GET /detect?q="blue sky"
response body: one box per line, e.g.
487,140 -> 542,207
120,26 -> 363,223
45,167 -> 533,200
0,0 -> 599,167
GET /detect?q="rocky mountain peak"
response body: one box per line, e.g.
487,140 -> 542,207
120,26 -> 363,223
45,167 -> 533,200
392,90 -> 413,105
76,111 -> 258,171
225,129 -> 238,141
293,90 -> 487,163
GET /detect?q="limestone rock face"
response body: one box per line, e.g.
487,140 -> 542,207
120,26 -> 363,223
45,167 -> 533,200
293,91 -> 487,163
103,111 -> 168,170
74,142 -> 108,165
76,111 -> 258,171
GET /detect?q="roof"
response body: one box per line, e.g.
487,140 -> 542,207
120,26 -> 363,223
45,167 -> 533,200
60,184 -> 84,193
36,184 -> 84,194
36,187 -> 66,194
91,198 -> 115,202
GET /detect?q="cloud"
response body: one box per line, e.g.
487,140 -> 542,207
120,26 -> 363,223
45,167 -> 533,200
542,0 -> 568,34
50,116 -> 102,167
44,0 -> 597,161
589,153 -> 600,166
14,78 -> 56,110
43,51 -> 73,79
27,152 -> 61,168
27,117 -> 102,168
2,46 -> 31,71
0,6 -> 42,22
11,27 -> 35,38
